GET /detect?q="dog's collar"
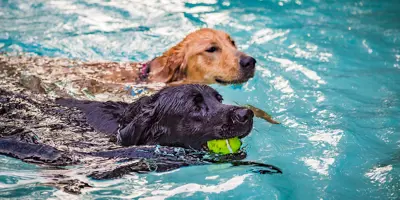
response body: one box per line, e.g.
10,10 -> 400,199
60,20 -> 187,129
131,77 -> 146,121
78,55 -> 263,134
138,62 -> 150,81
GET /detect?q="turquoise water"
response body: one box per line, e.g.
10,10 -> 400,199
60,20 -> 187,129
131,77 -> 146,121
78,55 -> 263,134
1,0 -> 400,199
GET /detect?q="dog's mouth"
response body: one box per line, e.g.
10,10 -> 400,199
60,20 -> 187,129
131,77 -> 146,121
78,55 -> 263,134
200,124 -> 252,152
215,78 -> 248,85
202,144 -> 208,151
214,72 -> 254,85
200,137 -> 242,152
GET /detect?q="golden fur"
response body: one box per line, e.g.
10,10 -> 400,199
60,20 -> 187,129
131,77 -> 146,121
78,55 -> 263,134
0,28 -> 255,100
82,28 -> 254,85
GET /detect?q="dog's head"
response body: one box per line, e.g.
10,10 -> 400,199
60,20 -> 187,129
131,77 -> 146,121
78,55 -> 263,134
118,84 -> 254,150
150,28 -> 256,85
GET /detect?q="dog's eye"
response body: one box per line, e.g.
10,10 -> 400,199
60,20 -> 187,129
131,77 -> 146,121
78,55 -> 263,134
216,94 -> 223,102
231,40 -> 236,47
194,95 -> 203,104
205,46 -> 218,53
193,95 -> 203,112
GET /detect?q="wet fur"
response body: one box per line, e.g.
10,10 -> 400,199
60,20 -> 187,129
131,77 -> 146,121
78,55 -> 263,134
57,84 -> 254,149
0,28 -> 255,100
0,84 -> 281,181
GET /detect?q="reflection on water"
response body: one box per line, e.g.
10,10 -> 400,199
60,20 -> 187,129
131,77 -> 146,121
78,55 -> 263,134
1,0 -> 400,199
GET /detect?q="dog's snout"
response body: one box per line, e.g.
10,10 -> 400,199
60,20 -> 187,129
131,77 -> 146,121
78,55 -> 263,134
240,56 -> 256,69
232,108 -> 254,123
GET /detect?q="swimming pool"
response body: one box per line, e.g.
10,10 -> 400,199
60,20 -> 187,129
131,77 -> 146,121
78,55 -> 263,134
0,0 -> 399,199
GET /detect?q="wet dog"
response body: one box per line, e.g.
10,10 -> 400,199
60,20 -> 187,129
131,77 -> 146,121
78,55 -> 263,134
0,84 -> 281,184
0,28 -> 256,100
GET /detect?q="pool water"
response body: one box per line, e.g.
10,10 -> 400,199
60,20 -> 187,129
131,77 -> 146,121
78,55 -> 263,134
1,0 -> 399,199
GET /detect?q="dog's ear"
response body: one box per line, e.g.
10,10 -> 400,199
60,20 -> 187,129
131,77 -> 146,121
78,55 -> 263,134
149,42 -> 188,83
117,94 -> 169,146
56,98 -> 128,134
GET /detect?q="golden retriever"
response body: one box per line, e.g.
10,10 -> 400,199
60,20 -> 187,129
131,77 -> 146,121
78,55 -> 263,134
81,28 -> 256,84
0,28 -> 256,99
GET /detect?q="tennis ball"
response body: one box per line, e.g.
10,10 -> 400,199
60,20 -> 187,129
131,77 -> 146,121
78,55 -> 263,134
207,137 -> 242,154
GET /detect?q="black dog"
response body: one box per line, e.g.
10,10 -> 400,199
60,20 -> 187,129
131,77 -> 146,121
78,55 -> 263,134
0,84 -> 281,182
58,84 -> 254,150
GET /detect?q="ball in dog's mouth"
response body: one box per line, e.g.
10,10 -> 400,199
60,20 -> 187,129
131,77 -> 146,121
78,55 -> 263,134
202,137 -> 242,155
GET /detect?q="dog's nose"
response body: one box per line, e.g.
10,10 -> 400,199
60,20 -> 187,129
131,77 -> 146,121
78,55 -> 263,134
240,56 -> 256,69
232,108 -> 254,123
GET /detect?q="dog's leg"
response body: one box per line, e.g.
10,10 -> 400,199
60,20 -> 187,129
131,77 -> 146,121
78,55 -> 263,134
0,138 -> 74,166
203,153 -> 282,174
230,161 -> 283,174
88,158 -> 204,180
83,146 -> 207,179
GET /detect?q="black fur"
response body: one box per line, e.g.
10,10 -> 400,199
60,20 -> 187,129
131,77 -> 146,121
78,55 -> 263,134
0,84 -> 281,183
57,84 -> 255,149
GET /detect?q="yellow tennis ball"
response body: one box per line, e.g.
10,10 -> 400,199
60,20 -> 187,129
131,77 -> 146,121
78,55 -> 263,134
207,137 -> 242,154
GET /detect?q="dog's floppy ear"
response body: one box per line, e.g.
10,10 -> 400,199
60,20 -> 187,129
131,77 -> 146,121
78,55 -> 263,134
56,98 -> 128,134
149,42 -> 188,83
117,94 -> 169,146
